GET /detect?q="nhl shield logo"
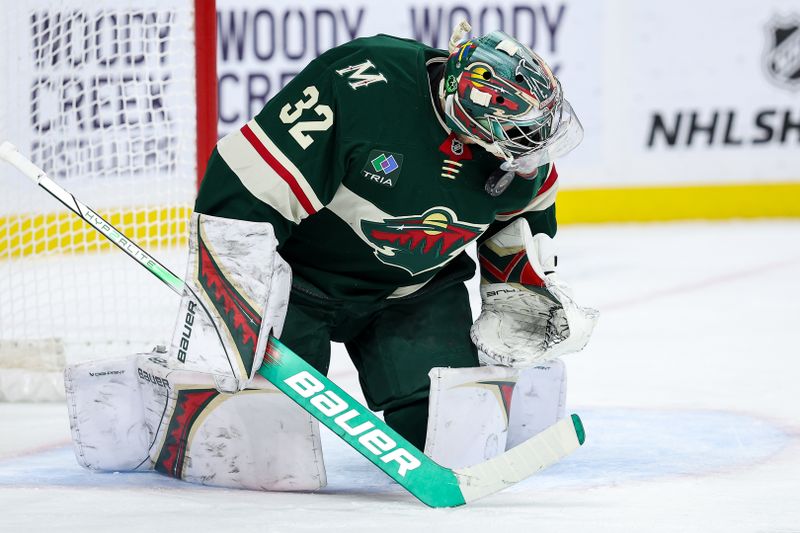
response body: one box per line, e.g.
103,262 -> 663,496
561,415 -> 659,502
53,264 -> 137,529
451,137 -> 464,156
764,16 -> 800,90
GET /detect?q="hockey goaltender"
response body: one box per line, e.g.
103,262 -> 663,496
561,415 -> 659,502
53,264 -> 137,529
64,21 -> 598,492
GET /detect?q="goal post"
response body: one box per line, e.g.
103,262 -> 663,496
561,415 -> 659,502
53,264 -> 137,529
194,0 -> 218,187
0,0 -> 217,400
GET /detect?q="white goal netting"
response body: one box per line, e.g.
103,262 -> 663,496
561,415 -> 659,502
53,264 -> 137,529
0,0 -> 212,400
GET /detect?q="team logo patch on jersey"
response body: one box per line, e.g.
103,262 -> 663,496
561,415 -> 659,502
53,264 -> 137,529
335,59 -> 388,90
361,207 -> 484,275
362,150 -> 404,187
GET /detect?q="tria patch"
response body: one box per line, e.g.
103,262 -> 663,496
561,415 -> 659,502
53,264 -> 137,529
360,207 -> 485,275
362,149 -> 404,188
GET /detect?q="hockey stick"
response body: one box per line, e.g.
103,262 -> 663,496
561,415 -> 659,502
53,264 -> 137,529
0,141 -> 585,507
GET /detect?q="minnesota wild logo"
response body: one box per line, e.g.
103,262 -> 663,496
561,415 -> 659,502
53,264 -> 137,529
361,207 -> 484,275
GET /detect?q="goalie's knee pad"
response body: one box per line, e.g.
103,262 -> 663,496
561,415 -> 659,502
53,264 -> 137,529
65,350 -> 326,491
423,363 -> 567,468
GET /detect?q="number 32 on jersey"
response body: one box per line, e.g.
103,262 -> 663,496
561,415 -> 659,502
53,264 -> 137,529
279,86 -> 333,149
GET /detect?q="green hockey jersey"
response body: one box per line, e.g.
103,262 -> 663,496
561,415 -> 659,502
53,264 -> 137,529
196,35 -> 559,302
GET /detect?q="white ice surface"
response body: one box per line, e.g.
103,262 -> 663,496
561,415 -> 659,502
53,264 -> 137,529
1,220 -> 799,532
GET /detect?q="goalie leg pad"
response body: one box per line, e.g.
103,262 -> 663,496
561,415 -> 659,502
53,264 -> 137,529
65,354 -> 151,471
423,366 -> 518,469
66,351 -> 326,491
171,213 -> 291,392
506,360 -> 567,449
148,367 -> 327,491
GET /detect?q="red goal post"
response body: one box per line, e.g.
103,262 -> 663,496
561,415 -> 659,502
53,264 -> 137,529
194,0 -> 218,187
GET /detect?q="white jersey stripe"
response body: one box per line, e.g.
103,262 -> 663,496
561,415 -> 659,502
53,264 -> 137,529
216,121 -> 324,224
245,120 -> 324,213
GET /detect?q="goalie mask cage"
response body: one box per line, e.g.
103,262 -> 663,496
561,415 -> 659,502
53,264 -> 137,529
0,0 -> 217,400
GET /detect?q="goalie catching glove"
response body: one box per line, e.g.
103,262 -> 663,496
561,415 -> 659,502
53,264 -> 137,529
471,218 -> 598,367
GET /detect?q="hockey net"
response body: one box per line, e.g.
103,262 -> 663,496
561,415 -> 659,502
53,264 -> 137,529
0,0 -> 217,401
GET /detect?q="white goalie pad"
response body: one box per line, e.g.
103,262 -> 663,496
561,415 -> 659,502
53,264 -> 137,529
424,366 -> 518,469
65,354 -> 151,471
171,213 -> 291,392
66,351 -> 326,492
506,360 -> 567,449
423,364 -> 567,467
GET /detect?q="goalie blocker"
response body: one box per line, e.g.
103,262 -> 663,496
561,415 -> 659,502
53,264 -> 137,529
172,212 -> 291,393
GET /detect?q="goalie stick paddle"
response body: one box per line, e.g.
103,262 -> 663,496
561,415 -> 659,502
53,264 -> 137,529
0,141 -> 585,507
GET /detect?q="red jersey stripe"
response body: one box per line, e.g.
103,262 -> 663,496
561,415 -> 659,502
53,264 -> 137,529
536,164 -> 559,197
240,124 -> 317,216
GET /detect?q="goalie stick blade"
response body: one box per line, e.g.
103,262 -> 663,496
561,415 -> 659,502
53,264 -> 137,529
260,338 -> 584,508
455,414 -> 584,504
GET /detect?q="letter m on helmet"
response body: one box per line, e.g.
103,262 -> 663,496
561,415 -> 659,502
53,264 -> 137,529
336,60 -> 388,90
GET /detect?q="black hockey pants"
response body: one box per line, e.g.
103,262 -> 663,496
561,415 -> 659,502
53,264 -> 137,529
279,277 -> 479,450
